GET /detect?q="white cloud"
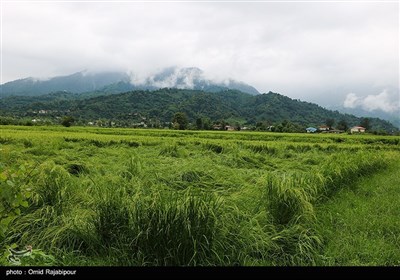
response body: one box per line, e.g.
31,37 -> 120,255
343,90 -> 399,113
1,2 -> 399,106
363,90 -> 399,113
343,93 -> 360,108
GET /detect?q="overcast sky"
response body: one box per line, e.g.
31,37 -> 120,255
1,1 -> 399,111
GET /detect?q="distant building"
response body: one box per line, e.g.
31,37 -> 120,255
318,125 -> 330,131
225,125 -> 235,131
350,126 -> 366,133
306,127 -> 317,133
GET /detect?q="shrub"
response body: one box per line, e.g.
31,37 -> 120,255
0,165 -> 32,241
61,116 -> 75,127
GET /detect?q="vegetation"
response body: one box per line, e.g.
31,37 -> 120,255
61,116 -> 75,127
0,125 -> 399,266
337,119 -> 349,131
326,118 -> 335,129
317,155 -> 400,265
360,117 -> 371,130
0,89 -> 397,132
172,112 -> 189,130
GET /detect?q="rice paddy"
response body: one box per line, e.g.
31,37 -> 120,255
1,125 -> 399,266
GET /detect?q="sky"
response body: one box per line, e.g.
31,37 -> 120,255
1,0 -> 399,111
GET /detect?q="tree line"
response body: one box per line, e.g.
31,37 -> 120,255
0,88 -> 397,133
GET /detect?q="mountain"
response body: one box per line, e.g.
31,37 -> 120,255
0,67 -> 259,97
138,67 -> 259,95
329,105 -> 400,129
0,71 -> 130,97
0,89 -> 396,132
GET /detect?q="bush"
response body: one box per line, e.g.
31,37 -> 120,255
61,116 -> 75,127
0,164 -> 32,241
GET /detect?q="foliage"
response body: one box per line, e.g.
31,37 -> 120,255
0,89 -> 397,132
1,245 -> 56,266
61,116 -> 75,127
360,117 -> 371,130
0,164 -> 33,241
337,119 -> 348,131
0,125 -> 399,266
326,118 -> 335,129
172,112 -> 189,130
317,153 -> 400,265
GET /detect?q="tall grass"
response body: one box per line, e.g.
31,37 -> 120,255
83,179 -> 221,265
263,173 -> 316,226
1,126 -> 397,266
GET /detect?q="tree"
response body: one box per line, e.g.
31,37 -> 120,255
235,122 -> 241,131
202,118 -> 212,130
360,118 -> 370,130
172,112 -> 189,130
337,119 -> 348,131
256,121 -> 267,131
326,118 -> 335,129
61,116 -> 75,127
275,123 -> 284,132
219,120 -> 227,131
196,118 -> 203,130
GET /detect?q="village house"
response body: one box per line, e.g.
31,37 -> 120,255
350,126 -> 366,133
306,127 -> 317,133
318,125 -> 330,132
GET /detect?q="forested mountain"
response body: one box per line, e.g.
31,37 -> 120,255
0,67 -> 259,97
0,88 -> 396,132
0,71 -> 130,97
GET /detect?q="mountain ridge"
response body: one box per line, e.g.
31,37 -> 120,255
0,67 -> 259,97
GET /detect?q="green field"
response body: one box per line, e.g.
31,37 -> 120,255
1,125 -> 399,266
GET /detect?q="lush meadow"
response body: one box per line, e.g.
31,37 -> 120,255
1,126 -> 399,265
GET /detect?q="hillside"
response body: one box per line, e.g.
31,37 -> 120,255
0,71 -> 130,97
0,67 -> 259,97
0,89 -> 396,132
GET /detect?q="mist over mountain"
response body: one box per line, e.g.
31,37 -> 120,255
0,71 -> 131,97
330,105 -> 400,129
323,88 -> 400,129
0,67 -> 259,97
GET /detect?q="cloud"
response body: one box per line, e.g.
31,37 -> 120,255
1,2 -> 398,106
343,93 -> 360,108
343,90 -> 399,113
